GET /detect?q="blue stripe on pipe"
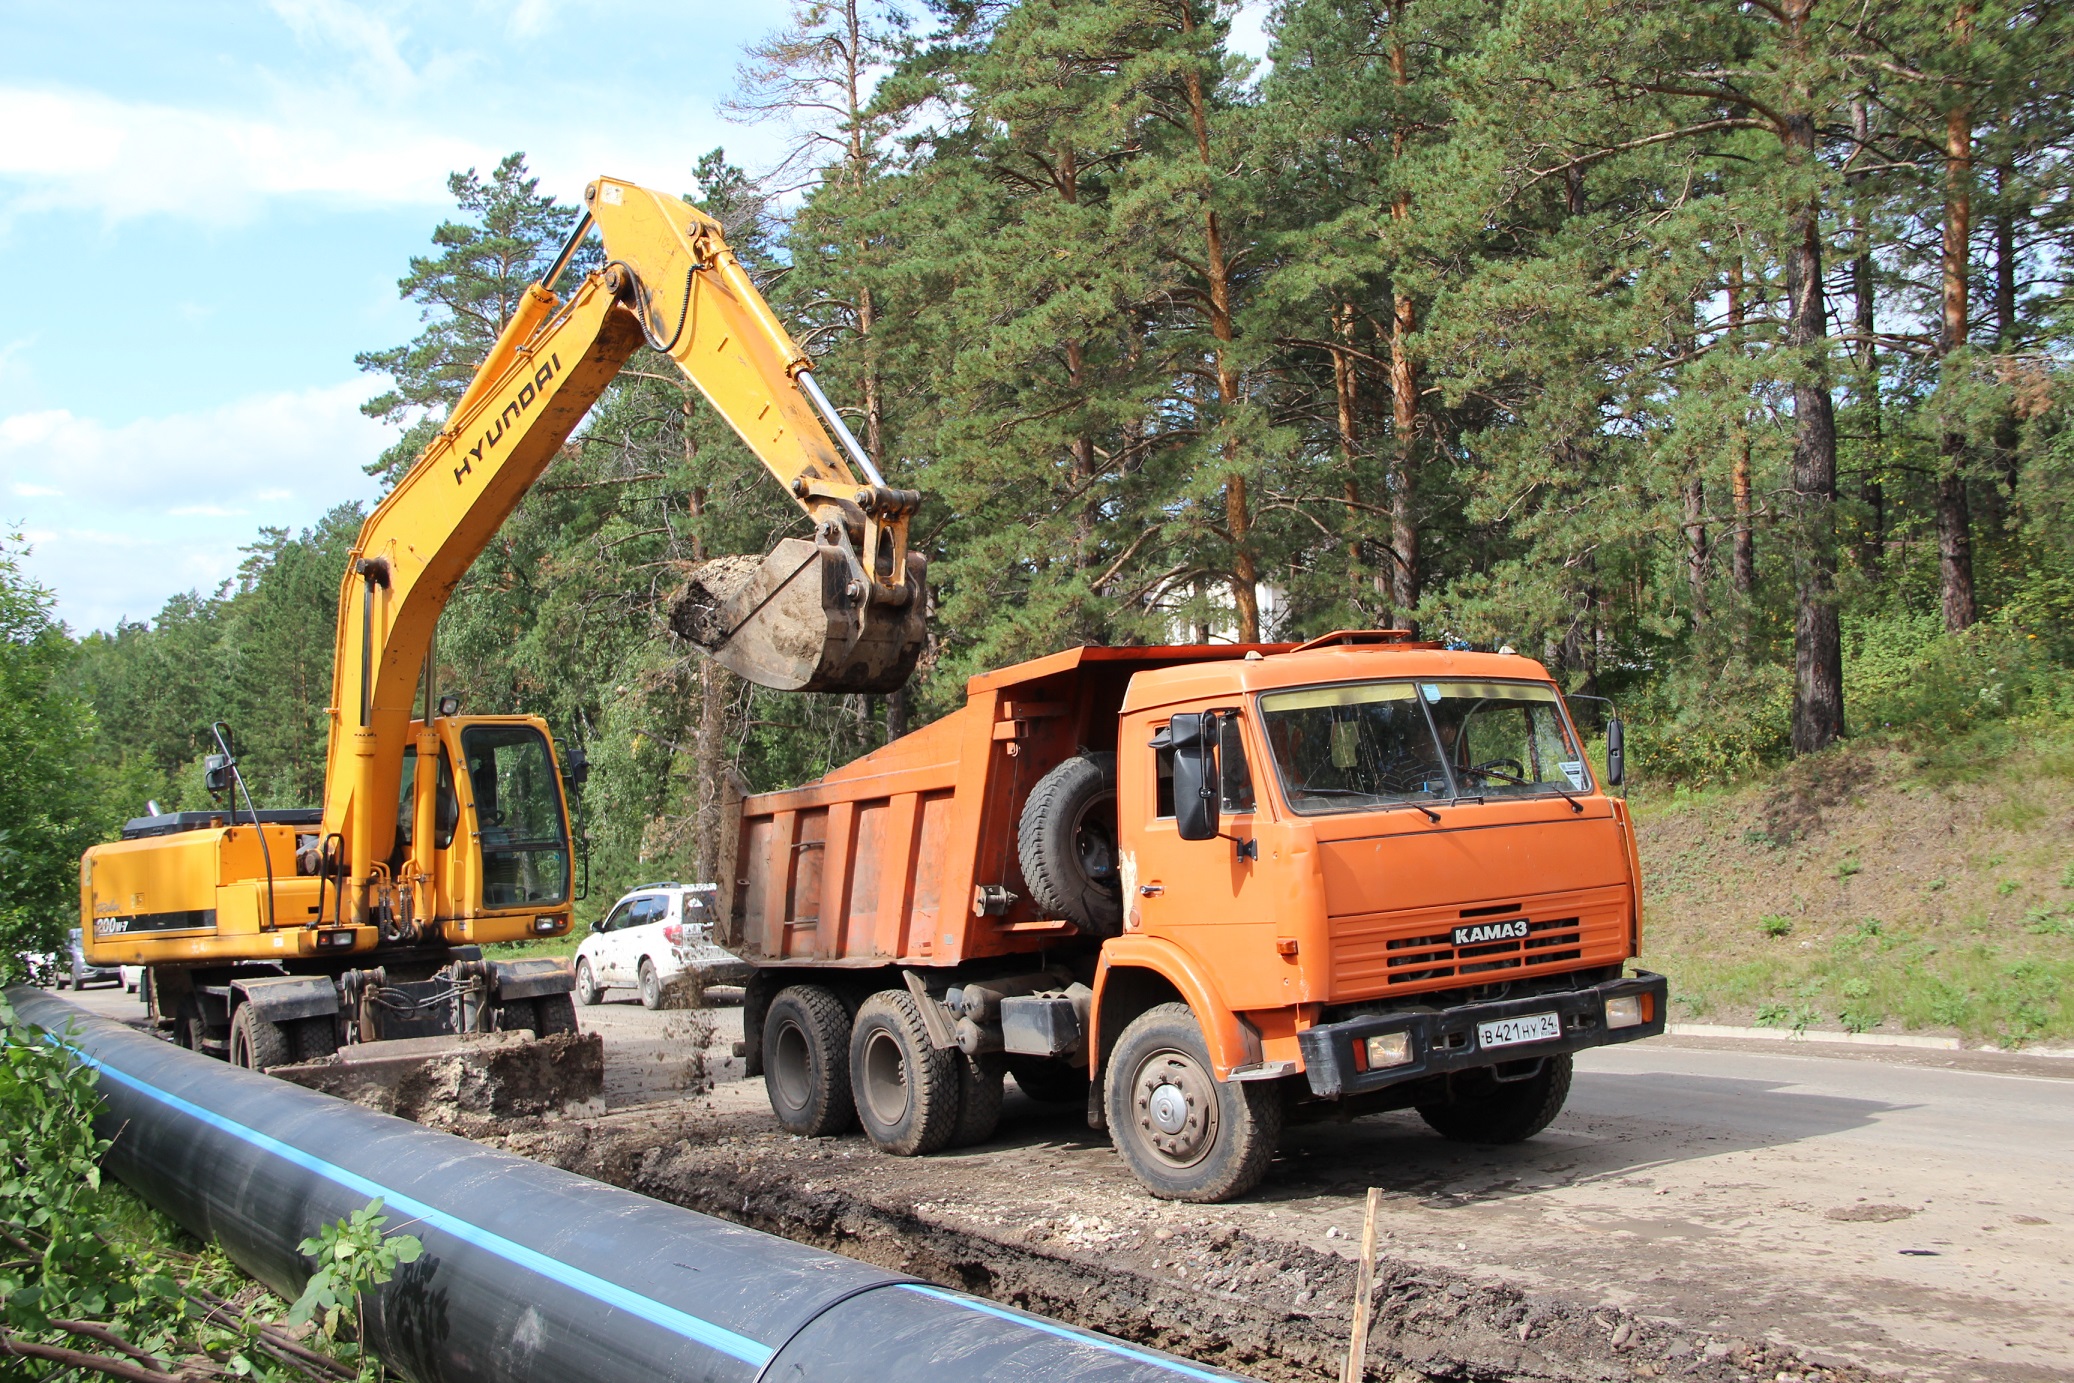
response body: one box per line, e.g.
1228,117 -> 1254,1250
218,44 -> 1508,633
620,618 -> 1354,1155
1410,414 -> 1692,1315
61,1043 -> 777,1369
897,1284 -> 1241,1381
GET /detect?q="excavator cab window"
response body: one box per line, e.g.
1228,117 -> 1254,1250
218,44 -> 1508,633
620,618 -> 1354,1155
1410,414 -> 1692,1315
434,749 -> 460,850
459,724 -> 569,908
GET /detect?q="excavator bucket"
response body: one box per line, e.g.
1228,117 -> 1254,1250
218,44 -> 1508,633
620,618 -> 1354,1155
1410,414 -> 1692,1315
672,538 -> 927,694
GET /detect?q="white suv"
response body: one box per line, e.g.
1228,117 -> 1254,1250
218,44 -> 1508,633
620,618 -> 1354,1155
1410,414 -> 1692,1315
574,882 -> 748,1009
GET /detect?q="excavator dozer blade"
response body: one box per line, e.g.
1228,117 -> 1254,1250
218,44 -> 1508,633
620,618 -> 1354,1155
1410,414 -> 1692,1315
671,538 -> 927,694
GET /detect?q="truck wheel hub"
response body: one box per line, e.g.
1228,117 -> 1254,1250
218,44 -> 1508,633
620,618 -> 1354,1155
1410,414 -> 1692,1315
1133,1051 -> 1216,1164
1148,1083 -> 1188,1133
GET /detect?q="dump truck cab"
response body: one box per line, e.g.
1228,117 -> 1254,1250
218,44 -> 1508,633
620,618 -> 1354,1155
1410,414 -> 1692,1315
728,631 -> 1664,1201
1104,635 -> 1651,1081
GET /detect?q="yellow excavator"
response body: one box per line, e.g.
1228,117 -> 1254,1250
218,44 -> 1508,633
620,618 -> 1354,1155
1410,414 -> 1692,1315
80,177 -> 925,1070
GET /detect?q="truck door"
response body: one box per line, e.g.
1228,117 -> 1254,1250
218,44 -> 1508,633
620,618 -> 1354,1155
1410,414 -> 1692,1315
1130,711 -> 1262,939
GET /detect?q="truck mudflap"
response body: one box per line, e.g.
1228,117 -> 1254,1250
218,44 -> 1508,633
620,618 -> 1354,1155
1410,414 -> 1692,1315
1296,970 -> 1667,1099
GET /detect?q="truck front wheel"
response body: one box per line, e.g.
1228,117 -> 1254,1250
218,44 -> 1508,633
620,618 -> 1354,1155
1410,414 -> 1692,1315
1416,1054 -> 1573,1144
1105,1003 -> 1281,1202
849,990 -> 960,1156
763,985 -> 857,1136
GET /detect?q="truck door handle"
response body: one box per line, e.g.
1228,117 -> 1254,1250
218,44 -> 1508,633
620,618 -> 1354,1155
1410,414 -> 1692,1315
1139,884 -> 1164,897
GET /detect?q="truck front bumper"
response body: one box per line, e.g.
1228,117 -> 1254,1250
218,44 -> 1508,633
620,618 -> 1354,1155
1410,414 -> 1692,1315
1295,970 -> 1668,1099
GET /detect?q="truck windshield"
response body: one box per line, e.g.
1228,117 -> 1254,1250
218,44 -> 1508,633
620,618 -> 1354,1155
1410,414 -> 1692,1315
1258,680 -> 1586,815
459,724 -> 570,908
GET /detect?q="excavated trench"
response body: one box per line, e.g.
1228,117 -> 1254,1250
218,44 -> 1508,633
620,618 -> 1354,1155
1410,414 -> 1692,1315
481,1099 -> 1875,1383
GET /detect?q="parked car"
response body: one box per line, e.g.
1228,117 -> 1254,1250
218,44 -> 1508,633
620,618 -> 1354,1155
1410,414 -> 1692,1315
121,965 -> 145,995
575,883 -> 749,1009
63,927 -> 124,990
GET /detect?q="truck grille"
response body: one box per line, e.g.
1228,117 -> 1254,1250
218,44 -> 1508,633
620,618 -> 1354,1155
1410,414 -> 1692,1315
1382,916 -> 1583,985
1326,885 -> 1629,999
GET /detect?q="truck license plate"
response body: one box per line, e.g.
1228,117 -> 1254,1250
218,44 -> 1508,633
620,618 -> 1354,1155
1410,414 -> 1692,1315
1477,1011 -> 1561,1050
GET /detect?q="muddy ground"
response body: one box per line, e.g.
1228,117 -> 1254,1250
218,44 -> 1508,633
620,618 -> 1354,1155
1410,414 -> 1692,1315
476,997 -> 2074,1383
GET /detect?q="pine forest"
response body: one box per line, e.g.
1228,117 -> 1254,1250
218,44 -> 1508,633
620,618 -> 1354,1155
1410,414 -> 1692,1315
6,0 -> 2072,937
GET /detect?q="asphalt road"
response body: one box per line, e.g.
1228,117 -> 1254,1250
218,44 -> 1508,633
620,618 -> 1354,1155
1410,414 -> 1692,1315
45,984 -> 2074,1379
1250,1039 -> 2074,1381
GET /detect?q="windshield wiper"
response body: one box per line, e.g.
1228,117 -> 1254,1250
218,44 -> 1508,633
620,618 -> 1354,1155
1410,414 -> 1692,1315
1464,765 -> 1585,813
1297,787 -> 1442,823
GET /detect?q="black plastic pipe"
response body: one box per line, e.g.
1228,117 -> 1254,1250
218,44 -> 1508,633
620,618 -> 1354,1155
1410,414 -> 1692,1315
12,990 -> 1249,1383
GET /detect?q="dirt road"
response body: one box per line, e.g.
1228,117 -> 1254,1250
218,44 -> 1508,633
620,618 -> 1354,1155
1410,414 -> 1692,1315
508,1010 -> 2073,1383
56,984 -> 2073,1380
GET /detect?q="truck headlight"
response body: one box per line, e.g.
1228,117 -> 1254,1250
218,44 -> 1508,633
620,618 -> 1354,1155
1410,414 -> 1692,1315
533,915 -> 562,934
1362,1032 -> 1414,1069
1605,994 -> 1649,1029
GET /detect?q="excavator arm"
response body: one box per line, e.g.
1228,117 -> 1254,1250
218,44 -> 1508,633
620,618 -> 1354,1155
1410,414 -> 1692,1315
321,177 -> 926,919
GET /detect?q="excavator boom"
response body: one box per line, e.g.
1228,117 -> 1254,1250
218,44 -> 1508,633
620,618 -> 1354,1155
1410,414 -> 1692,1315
325,178 -> 927,913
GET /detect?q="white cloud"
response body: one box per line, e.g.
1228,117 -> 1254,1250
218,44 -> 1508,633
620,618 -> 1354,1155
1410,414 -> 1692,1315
1,383 -> 388,630
268,0 -> 420,94
0,84 -> 486,224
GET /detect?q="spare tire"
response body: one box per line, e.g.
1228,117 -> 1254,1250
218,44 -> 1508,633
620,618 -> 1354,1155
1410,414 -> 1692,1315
1018,752 -> 1122,936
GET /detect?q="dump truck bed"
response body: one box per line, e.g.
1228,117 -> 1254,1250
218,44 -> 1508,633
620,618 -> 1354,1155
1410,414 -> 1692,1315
722,643 -> 1289,968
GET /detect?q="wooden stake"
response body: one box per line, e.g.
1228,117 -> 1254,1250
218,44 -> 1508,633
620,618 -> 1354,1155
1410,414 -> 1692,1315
1342,1186 -> 1383,1383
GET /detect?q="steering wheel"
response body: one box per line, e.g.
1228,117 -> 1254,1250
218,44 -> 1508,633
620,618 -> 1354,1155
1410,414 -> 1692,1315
1471,758 -> 1526,781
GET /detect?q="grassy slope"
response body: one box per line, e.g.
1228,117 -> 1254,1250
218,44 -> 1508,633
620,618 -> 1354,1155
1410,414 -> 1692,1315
1632,724 -> 2074,1047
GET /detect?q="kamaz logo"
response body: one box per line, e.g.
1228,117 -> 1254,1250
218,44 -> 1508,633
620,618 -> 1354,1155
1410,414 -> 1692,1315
454,353 -> 562,485
1452,918 -> 1529,946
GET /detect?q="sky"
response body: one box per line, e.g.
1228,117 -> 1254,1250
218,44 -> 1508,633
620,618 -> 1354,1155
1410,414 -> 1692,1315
0,0 -> 1271,634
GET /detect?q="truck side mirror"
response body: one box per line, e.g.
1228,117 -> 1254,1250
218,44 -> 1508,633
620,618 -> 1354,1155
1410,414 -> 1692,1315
203,753 -> 232,795
566,743 -> 590,791
1169,712 -> 1221,842
1605,717 -> 1625,787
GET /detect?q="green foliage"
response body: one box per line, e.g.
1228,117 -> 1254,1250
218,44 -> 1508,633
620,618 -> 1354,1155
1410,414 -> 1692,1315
289,1199 -> 422,1345
0,996 -> 397,1378
0,538 -> 105,977
1760,914 -> 1794,939
31,0 -> 2074,900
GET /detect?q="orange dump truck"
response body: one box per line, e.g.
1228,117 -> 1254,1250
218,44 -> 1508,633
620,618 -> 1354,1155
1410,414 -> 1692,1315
721,631 -> 1665,1200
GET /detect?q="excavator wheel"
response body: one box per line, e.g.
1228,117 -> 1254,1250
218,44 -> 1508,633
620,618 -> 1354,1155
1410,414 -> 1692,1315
672,541 -> 926,695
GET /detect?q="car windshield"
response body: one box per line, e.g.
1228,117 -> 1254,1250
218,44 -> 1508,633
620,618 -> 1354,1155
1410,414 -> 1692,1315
1258,679 -> 1585,815
460,724 -> 570,908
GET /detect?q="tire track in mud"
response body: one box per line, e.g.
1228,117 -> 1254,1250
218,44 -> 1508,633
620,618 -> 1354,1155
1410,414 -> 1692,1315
489,1110 -> 1874,1383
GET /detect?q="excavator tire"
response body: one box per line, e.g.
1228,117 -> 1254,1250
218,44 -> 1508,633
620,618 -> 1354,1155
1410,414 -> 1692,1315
671,542 -> 927,695
290,1016 -> 340,1064
1018,753 -> 1122,936
536,993 -> 580,1037
229,1005 -> 291,1072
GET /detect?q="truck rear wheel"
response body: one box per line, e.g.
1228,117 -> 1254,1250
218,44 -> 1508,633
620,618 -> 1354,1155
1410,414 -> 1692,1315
1417,1054 -> 1572,1144
849,990 -> 960,1156
229,1005 -> 291,1072
1018,753 -> 1122,936
949,1051 -> 1005,1148
763,985 -> 857,1136
1106,1003 -> 1281,1202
